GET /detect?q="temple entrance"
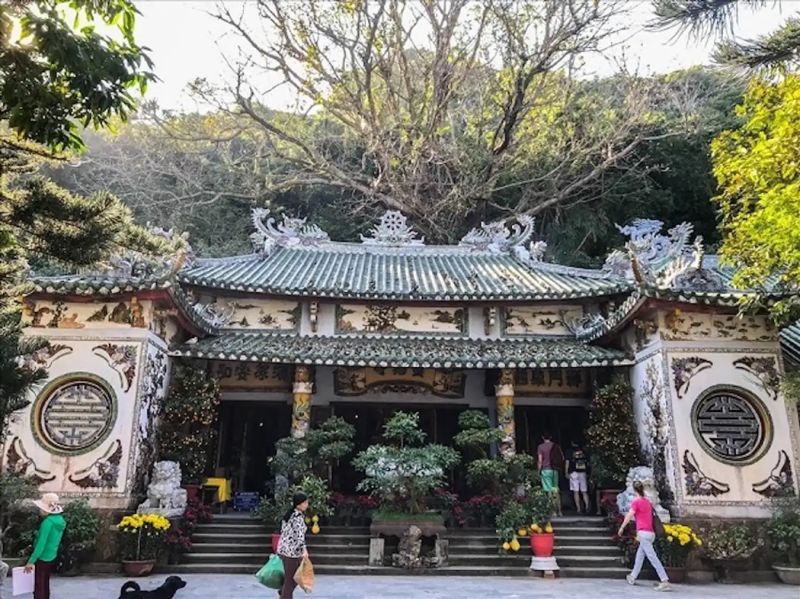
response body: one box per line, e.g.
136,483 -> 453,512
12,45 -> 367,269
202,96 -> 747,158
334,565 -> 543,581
217,401 -> 291,493
515,405 -> 589,453
330,403 -> 466,494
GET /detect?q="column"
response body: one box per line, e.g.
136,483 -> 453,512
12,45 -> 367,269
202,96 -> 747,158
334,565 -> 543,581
291,365 -> 314,439
495,368 -> 515,457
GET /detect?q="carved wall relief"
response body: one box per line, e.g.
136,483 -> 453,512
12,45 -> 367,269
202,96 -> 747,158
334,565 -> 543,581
671,357 -> 713,399
753,450 -> 796,498
5,437 -> 56,485
682,450 -> 730,496
334,367 -> 465,398
502,306 -> 583,336
733,356 -> 780,400
336,304 -> 466,335
662,309 -> 778,342
22,344 -> 73,370
68,440 -> 122,489
93,344 -> 138,391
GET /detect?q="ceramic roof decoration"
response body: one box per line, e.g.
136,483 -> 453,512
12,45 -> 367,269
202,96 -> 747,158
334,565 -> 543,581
781,322 -> 800,368
361,211 -> 424,246
171,332 -> 633,368
250,208 -> 331,254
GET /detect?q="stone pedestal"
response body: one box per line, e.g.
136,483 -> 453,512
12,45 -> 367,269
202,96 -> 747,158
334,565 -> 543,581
369,538 -> 385,567
529,556 -> 559,578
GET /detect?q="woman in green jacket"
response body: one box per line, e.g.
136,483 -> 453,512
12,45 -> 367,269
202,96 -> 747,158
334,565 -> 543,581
24,493 -> 66,599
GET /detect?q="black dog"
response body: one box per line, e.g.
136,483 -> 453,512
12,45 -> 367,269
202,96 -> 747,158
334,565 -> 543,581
118,576 -> 187,599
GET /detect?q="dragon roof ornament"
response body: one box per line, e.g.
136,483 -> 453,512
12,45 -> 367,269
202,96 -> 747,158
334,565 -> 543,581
361,211 -> 424,246
459,215 -> 541,255
250,208 -> 331,254
603,219 -> 724,291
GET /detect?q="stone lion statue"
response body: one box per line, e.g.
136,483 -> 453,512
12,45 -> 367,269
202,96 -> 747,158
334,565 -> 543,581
137,461 -> 187,518
616,466 -> 670,523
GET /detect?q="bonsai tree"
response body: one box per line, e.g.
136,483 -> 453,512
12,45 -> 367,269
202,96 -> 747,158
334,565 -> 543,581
307,415 -> 356,486
353,411 -> 460,515
454,410 -> 536,495
766,500 -> 800,567
524,488 -> 554,535
495,500 -> 527,551
159,365 -> 220,483
56,500 -> 102,574
586,376 -> 642,487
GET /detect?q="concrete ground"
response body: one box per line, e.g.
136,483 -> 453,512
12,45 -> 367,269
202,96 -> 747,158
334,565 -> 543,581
8,574 -> 797,599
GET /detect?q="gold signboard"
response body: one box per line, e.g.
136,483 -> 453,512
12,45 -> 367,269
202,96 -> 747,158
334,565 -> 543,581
213,361 -> 292,391
334,367 -> 465,398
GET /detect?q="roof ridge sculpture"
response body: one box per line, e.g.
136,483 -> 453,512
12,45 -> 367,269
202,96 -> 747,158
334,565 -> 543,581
361,211 -> 425,246
250,208 -> 331,254
459,215 -> 539,254
603,219 -> 726,292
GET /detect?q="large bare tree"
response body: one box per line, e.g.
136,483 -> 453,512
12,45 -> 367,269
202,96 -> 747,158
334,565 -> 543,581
197,0 -> 677,240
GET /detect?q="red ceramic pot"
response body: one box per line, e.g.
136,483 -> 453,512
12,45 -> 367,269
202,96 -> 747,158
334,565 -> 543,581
530,532 -> 554,557
121,560 -> 155,577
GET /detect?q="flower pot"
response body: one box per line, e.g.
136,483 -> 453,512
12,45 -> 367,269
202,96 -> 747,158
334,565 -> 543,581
773,565 -> 800,585
665,566 -> 687,583
182,484 -> 201,502
530,532 -> 554,557
121,560 -> 156,577
706,557 -> 749,584
271,533 -> 281,554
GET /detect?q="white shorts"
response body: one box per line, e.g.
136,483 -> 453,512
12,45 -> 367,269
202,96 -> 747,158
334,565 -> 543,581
569,471 -> 588,492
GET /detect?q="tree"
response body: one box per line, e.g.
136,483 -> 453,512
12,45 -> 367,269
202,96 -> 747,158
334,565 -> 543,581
586,377 -> 642,487
202,0 -> 680,241
651,0 -> 800,68
711,74 -> 800,320
0,0 -> 164,441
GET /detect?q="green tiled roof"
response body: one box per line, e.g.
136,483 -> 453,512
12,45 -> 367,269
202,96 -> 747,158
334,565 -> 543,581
171,332 -> 632,368
180,247 -> 630,301
30,274 -> 172,296
781,322 -> 800,368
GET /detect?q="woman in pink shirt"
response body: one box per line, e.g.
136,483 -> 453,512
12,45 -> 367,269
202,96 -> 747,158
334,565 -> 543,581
617,481 -> 671,591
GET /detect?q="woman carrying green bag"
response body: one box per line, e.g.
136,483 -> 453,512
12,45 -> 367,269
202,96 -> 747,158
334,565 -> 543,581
276,492 -> 309,599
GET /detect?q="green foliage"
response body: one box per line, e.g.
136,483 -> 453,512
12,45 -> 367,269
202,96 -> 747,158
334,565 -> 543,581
781,370 -> 800,406
0,472 -> 38,558
586,376 -> 642,487
454,410 -> 503,457
523,488 -> 554,529
712,74 -> 800,321
270,436 -> 311,483
158,364 -> 220,482
56,499 -> 102,573
0,0 -> 154,151
495,501 -> 528,543
256,474 -> 333,529
307,416 -> 356,465
766,500 -> 800,567
701,522 -> 763,561
353,411 -> 460,514
651,0 -> 800,68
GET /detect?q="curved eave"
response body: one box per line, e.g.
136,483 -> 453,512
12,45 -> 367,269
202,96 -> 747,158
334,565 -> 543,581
170,332 -> 633,369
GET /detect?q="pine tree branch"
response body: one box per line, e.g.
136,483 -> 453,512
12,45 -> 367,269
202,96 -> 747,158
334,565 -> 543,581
713,15 -> 800,66
649,0 -> 770,38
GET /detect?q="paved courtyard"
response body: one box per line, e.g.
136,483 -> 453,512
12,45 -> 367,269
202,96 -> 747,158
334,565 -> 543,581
10,574 -> 797,599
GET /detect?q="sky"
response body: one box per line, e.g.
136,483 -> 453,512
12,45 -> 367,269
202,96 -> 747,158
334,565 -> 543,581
132,0 -> 790,111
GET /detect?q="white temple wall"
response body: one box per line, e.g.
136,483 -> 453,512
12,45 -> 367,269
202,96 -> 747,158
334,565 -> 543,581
3,327 -> 170,509
627,310 -> 799,518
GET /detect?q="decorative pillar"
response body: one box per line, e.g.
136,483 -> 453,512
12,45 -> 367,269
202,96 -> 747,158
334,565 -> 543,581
291,365 -> 314,439
495,368 -> 516,457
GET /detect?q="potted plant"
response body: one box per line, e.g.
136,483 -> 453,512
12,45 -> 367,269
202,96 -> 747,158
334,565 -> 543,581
586,378 -> 642,505
254,496 -> 283,553
766,500 -> 800,584
55,500 -> 102,575
701,523 -> 763,583
116,513 -> 171,576
654,523 -> 703,583
353,411 -> 460,538
495,500 -> 526,554
525,489 -> 555,557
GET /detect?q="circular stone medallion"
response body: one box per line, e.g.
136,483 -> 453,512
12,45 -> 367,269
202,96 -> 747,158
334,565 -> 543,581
34,375 -> 116,454
692,387 -> 771,465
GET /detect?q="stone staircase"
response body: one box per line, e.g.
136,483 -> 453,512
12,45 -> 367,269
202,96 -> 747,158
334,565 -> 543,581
174,514 -> 627,578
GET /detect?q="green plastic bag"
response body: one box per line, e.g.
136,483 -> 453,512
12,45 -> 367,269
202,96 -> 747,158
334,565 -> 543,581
256,554 -> 284,589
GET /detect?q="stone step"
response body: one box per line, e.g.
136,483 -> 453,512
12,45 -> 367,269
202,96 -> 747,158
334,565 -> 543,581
446,553 -> 620,567
192,532 -> 369,544
188,542 -> 369,555
169,562 -> 631,578
182,552 -> 367,566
